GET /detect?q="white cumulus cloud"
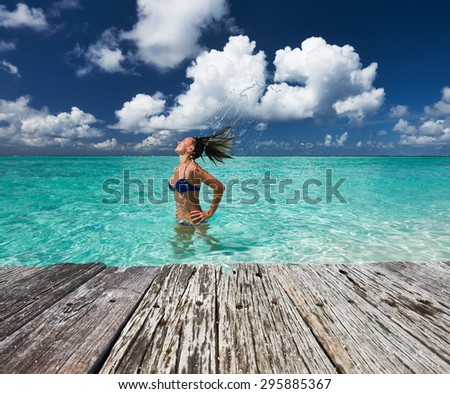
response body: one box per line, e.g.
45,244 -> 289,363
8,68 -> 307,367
122,0 -> 228,70
91,48 -> 124,73
148,35 -> 266,130
357,140 -> 394,149
323,131 -> 348,147
112,35 -> 266,132
73,29 -> 126,76
424,86 -> 450,117
0,60 -> 20,77
393,88 -> 450,146
0,96 -> 103,147
333,89 -> 384,121
113,93 -> 167,133
389,105 -> 409,118
393,119 -> 416,135
92,138 -> 120,150
20,107 -> 100,138
398,132 -> 450,146
134,130 -> 172,150
418,119 -> 448,136
400,119 -> 450,145
0,40 -> 16,51
0,3 -> 48,30
113,36 -> 384,132
268,37 -> 384,121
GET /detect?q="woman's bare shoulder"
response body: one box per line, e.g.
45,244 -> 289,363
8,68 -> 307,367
190,162 -> 206,174
190,162 -> 216,181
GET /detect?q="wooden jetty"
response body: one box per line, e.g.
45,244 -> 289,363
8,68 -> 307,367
0,261 -> 449,374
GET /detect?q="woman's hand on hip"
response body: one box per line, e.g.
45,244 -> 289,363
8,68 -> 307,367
190,210 -> 211,224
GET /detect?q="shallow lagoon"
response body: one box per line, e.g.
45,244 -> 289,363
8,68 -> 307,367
1,156 -> 449,269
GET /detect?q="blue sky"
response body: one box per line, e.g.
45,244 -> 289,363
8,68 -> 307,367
1,0 -> 450,156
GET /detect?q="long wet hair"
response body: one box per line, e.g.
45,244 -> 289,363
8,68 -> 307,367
191,126 -> 235,165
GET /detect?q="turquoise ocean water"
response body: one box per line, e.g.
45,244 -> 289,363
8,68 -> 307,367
1,156 -> 449,270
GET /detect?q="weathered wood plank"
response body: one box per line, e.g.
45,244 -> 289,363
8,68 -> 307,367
0,266 -> 159,373
1,262 -> 449,374
271,264 -> 450,373
102,264 -> 218,374
361,262 -> 450,305
336,263 -> 450,363
253,264 -> 336,374
216,265 -> 257,373
101,264 -> 198,373
173,264 -> 217,373
0,263 -> 105,340
218,264 -> 337,373
0,266 -> 40,287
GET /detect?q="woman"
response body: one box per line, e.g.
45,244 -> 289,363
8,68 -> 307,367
168,126 -> 234,225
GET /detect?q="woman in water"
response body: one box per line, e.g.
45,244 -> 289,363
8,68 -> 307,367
168,126 -> 234,226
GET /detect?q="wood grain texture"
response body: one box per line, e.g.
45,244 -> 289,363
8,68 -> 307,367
270,264 -> 450,373
100,264 -> 217,374
338,263 -> 450,363
1,262 -> 449,374
0,266 -> 159,373
0,263 -> 105,340
217,264 -> 336,373
358,262 -> 450,306
0,266 -> 40,287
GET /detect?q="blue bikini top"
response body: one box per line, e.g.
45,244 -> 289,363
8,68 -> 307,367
168,161 -> 201,193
